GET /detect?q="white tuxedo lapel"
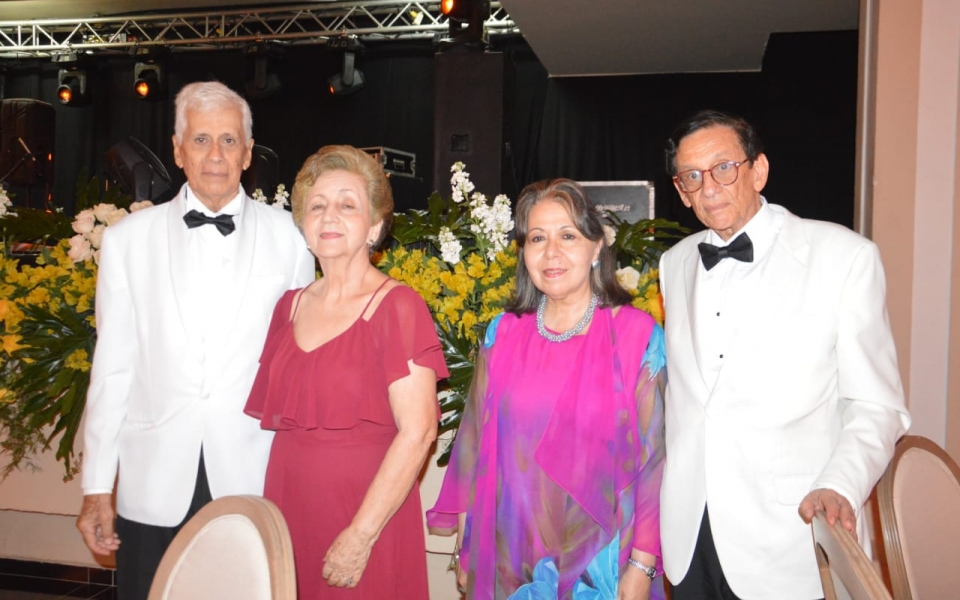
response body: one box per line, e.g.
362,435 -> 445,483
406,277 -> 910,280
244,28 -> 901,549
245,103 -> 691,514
681,243 -> 713,393
710,208 -> 810,392
748,208 -> 809,321
208,196 -> 258,347
166,191 -> 204,349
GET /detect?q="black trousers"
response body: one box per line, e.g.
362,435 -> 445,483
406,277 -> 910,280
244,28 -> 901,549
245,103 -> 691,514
669,509 -> 824,600
669,509 -> 744,600
115,452 -> 213,600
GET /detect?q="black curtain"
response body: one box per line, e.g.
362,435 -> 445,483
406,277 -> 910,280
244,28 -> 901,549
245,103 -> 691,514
0,30 -> 857,231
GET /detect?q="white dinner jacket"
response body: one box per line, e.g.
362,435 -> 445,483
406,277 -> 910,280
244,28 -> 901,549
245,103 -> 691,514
82,187 -> 315,526
658,204 -> 910,599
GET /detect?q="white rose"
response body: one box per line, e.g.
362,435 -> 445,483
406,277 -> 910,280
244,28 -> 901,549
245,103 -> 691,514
602,224 -> 617,247
616,266 -> 641,292
67,234 -> 94,263
92,203 -> 117,223
130,200 -> 154,213
87,224 -> 106,250
72,209 -> 96,234
104,207 -> 129,226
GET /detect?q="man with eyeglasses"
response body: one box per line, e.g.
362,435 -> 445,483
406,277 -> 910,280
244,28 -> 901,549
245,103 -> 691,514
657,110 -> 910,600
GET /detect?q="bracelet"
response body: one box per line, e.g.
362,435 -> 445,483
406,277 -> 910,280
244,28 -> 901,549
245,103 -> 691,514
447,546 -> 461,572
627,557 -> 657,580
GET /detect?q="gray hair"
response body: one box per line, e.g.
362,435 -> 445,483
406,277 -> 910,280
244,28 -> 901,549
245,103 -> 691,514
173,81 -> 253,144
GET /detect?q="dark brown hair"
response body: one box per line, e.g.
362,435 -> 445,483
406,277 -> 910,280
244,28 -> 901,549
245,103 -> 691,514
505,178 -> 632,315
665,109 -> 764,175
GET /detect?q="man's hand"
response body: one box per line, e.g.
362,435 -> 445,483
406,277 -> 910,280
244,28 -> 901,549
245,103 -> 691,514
76,493 -> 120,555
799,488 -> 857,540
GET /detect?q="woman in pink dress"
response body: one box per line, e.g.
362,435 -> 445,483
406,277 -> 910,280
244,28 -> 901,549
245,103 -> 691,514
428,179 -> 666,600
245,145 -> 448,599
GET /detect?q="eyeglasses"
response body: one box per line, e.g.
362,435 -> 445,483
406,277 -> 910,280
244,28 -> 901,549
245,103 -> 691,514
673,159 -> 753,193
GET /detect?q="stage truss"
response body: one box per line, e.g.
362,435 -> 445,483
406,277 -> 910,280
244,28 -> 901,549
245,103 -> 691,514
0,1 -> 516,57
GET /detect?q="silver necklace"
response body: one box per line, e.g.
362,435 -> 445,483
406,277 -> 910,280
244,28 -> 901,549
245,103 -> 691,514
536,294 -> 599,343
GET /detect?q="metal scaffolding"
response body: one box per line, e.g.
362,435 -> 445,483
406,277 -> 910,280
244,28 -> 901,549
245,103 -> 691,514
0,1 -> 516,57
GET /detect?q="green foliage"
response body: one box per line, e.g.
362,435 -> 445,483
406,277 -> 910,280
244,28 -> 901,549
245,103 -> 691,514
604,213 -> 689,267
3,302 -> 93,480
390,191 -> 465,249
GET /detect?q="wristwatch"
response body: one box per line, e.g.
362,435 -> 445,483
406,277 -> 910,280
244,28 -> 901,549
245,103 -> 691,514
627,557 -> 657,580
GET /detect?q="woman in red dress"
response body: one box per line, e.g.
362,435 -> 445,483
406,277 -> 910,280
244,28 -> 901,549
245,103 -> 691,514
245,145 -> 448,599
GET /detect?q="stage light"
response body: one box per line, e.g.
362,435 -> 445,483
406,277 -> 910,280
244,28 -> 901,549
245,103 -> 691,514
133,62 -> 164,100
244,43 -> 282,100
57,69 -> 88,106
439,0 -> 489,47
327,36 -> 365,96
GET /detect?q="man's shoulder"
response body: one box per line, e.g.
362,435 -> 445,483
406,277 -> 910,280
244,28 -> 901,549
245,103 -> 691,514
245,198 -> 298,231
106,200 -> 170,237
784,208 -> 875,255
662,229 -> 708,263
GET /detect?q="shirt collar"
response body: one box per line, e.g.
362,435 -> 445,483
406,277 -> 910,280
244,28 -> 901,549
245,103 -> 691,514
705,196 -> 777,261
183,184 -> 245,227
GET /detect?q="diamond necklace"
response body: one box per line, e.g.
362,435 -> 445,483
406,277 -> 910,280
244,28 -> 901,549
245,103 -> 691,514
536,293 -> 599,343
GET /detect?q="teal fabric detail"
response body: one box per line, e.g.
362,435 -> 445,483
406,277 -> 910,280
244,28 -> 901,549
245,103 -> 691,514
642,323 -> 665,377
484,312 -> 505,349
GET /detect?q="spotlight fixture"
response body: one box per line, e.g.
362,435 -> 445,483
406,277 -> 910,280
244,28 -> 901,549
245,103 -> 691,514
133,62 -> 165,100
244,43 -> 282,100
57,68 -> 88,106
327,36 -> 365,96
439,0 -> 490,48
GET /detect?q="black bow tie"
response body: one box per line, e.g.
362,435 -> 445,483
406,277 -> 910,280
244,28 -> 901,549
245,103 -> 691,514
698,232 -> 754,271
183,209 -> 236,236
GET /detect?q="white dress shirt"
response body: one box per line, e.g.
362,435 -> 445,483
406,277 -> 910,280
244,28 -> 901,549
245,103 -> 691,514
695,198 -> 784,391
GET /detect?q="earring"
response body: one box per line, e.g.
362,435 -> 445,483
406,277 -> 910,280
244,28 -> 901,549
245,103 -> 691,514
591,259 -> 600,270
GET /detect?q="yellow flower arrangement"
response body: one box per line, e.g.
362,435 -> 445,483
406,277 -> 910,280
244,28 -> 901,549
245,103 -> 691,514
0,240 -> 98,479
0,174 -> 130,480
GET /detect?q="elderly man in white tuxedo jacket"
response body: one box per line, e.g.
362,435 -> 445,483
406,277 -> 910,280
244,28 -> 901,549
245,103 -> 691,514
658,110 -> 910,600
76,81 -> 315,600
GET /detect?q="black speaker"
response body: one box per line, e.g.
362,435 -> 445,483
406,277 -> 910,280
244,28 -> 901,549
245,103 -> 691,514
0,99 -> 55,188
433,51 -> 508,198
241,145 -> 280,198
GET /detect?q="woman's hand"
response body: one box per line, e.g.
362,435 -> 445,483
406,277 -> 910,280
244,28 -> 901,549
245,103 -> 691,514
322,526 -> 375,588
618,564 -> 652,600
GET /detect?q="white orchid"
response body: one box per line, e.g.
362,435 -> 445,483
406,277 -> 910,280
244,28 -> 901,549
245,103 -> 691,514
447,166 -> 515,263
252,184 -> 290,210
0,185 -> 13,218
450,162 -> 475,204
438,226 -> 463,265
272,183 -> 290,210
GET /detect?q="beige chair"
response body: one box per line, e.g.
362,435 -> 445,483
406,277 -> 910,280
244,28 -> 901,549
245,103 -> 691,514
877,435 -> 960,600
812,511 -> 893,600
147,495 -> 296,600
